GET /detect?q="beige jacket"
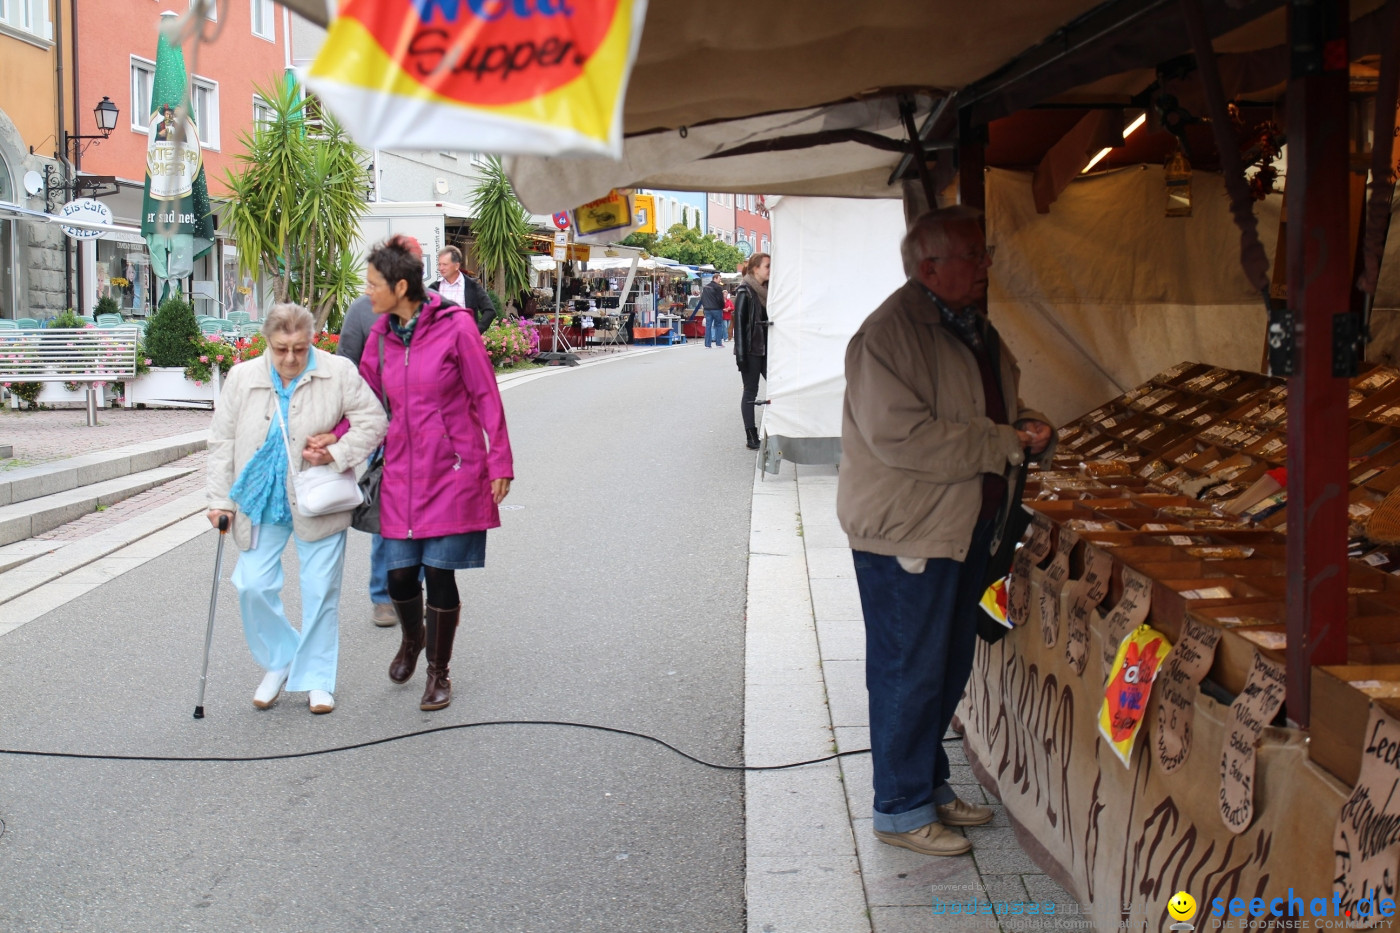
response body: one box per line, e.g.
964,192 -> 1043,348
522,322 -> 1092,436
837,281 -> 1056,561
207,348 -> 389,551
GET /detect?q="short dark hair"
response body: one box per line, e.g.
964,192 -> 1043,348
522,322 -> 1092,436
368,237 -> 427,304
438,245 -> 463,265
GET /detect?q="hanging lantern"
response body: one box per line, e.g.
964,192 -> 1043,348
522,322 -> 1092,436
1165,148 -> 1192,217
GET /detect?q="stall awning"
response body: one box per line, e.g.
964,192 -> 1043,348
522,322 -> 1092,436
0,200 -> 144,238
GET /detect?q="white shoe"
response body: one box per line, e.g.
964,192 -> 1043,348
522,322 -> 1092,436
253,666 -> 289,710
308,690 -> 335,714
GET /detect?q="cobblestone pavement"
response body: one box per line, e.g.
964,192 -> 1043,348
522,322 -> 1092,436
35,450 -> 208,542
0,407 -> 211,465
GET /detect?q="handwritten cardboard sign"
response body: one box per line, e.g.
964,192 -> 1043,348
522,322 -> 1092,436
1335,703 -> 1400,926
1101,568 -> 1153,686
1026,516 -> 1054,564
1154,616 -> 1222,774
1100,623 -> 1172,767
1219,651 -> 1286,834
1040,528 -> 1078,648
1064,545 -> 1113,676
1007,546 -> 1034,627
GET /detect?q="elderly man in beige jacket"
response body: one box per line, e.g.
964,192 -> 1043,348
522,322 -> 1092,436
837,206 -> 1055,857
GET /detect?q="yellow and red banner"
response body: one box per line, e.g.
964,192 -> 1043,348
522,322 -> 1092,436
980,578 -> 1010,629
305,0 -> 648,156
1099,624 -> 1172,767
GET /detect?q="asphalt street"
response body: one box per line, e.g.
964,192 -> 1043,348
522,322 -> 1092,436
0,344 -> 757,933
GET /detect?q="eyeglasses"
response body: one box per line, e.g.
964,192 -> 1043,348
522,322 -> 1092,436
925,245 -> 996,264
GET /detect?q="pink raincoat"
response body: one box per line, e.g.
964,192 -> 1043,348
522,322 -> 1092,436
359,292 -> 513,540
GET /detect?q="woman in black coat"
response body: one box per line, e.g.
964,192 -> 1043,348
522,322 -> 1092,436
732,253 -> 771,450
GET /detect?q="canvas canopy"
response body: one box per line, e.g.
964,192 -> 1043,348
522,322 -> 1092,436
759,197 -> 906,471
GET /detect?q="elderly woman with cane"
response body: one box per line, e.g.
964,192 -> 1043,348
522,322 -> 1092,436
360,235 -> 514,712
207,303 -> 387,714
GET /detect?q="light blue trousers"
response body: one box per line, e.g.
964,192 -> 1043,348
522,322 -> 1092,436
232,524 -> 347,694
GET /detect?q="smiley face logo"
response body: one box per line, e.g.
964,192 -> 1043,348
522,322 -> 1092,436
1168,892 -> 1197,923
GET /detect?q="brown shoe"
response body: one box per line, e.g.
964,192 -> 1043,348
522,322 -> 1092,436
420,603 -> 460,711
874,821 -> 972,857
389,594 -> 425,684
372,602 -> 397,627
936,798 -> 994,827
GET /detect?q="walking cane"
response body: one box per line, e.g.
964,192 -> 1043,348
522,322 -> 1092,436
194,514 -> 230,720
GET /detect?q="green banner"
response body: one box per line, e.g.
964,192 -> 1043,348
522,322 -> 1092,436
140,11 -> 214,283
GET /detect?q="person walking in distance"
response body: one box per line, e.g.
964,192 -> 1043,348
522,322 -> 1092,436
838,207 -> 1054,857
732,253 -> 771,450
700,271 -> 726,348
429,245 -> 497,334
360,236 -> 514,712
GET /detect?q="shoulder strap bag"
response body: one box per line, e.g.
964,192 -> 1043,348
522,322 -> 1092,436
274,397 -> 363,519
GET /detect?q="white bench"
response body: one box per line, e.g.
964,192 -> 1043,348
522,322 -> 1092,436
0,328 -> 140,426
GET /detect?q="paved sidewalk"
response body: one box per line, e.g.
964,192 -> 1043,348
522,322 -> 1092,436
0,407 -> 211,466
745,462 -> 1079,933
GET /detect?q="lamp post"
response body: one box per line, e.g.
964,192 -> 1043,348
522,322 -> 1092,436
45,96 -> 123,311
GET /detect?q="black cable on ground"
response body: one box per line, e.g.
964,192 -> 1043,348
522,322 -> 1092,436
0,719 -> 886,771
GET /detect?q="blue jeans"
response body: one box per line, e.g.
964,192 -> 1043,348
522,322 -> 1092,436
370,533 -> 389,605
233,524 -> 346,693
852,518 -> 995,833
704,309 -> 726,346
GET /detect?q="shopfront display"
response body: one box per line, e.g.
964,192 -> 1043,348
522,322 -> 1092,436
966,360 -> 1400,925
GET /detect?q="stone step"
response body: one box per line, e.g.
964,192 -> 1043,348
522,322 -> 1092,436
0,466 -> 196,547
0,430 -> 206,507
0,492 -> 206,611
0,538 -> 69,574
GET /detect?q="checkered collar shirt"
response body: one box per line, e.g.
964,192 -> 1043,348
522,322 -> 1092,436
920,283 -> 987,354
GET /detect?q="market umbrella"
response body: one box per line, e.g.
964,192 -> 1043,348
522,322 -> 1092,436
141,11 -> 214,301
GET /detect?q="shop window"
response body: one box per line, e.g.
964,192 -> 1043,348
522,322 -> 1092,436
131,57 -> 155,130
96,239 -> 152,315
191,78 -> 219,149
251,0 -> 274,39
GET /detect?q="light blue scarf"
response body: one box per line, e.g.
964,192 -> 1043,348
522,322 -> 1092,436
227,353 -> 317,527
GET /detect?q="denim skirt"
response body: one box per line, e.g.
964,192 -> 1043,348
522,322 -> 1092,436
381,531 -> 486,571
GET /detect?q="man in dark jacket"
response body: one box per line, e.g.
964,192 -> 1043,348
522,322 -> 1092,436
700,272 -> 726,348
429,245 -> 497,334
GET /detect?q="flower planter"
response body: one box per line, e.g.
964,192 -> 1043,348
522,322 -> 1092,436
125,367 -> 221,409
7,382 -> 108,410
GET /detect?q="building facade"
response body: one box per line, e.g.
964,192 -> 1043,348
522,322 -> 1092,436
0,0 -> 72,319
735,193 -> 772,255
707,191 -> 736,244
73,0 -> 289,316
641,188 -> 706,237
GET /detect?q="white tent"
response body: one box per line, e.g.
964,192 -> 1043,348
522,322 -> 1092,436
760,197 -> 907,472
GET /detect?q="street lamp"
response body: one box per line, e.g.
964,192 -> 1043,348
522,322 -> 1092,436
92,97 -> 119,137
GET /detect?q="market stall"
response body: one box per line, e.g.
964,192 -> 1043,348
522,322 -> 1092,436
486,0 -> 1399,917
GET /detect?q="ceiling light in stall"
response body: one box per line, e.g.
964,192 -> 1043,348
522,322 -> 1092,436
1083,113 -> 1148,174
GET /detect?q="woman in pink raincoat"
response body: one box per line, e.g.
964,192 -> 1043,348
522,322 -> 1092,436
359,235 -> 514,711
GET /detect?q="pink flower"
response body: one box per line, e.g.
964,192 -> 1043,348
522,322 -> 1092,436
194,381 -> 203,386
3,383 -> 10,388
216,355 -> 224,362
144,359 -> 152,365
199,355 -> 208,363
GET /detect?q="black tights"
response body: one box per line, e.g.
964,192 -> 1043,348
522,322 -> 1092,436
387,564 -> 459,608
740,354 -> 766,431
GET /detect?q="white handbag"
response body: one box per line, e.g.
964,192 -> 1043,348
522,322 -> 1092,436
276,403 -> 363,518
